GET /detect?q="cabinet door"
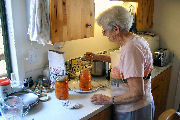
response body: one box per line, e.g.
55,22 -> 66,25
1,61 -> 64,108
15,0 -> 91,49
159,68 -> 171,110
49,0 -> 94,44
89,106 -> 113,120
110,0 -> 154,30
110,0 -> 138,2
152,75 -> 162,120
136,0 -> 154,30
151,67 -> 171,120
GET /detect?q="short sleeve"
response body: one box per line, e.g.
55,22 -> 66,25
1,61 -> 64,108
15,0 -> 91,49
121,44 -> 144,79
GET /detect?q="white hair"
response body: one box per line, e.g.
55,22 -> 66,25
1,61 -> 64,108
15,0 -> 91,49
97,6 -> 133,33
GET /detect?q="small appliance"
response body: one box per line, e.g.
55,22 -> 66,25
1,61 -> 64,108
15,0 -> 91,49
153,48 -> 170,67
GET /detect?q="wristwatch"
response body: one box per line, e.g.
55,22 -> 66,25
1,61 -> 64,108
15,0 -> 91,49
112,96 -> 115,104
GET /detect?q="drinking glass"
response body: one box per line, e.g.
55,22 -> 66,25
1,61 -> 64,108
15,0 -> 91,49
0,96 -> 23,120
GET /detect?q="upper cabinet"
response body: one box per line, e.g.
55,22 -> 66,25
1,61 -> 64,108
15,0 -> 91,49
49,0 -> 95,44
112,0 -> 154,31
136,0 -> 154,30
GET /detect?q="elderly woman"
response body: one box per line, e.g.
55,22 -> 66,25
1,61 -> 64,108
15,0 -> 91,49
86,6 -> 154,120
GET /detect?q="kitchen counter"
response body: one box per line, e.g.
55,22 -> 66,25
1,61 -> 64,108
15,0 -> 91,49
151,64 -> 172,79
24,86 -> 111,120
22,64 -> 171,120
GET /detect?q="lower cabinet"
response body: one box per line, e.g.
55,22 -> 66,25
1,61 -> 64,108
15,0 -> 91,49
89,106 -> 113,120
151,67 -> 171,120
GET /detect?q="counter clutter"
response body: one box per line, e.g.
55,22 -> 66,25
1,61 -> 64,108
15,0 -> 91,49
21,64 -> 172,120
24,84 -> 111,120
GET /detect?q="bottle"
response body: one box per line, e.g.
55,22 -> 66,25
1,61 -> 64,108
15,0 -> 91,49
0,78 -> 11,99
55,75 -> 69,100
79,69 -> 91,91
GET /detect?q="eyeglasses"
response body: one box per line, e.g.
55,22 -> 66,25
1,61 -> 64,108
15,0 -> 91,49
102,29 -> 109,35
102,30 -> 105,35
102,28 -> 114,35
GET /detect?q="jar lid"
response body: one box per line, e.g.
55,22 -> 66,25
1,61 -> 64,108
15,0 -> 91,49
55,75 -> 68,81
0,78 -> 10,86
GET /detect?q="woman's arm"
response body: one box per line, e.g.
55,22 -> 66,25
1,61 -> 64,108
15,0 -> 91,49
113,77 -> 144,104
91,77 -> 144,105
85,52 -> 111,63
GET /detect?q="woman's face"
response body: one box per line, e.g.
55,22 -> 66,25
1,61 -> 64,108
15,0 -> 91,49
102,26 -> 123,44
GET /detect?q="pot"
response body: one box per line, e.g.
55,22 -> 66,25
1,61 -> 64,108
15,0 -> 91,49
91,61 -> 107,76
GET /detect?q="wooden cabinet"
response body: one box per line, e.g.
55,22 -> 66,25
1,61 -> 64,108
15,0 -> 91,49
112,0 -> 154,30
151,67 -> 171,120
49,0 -> 94,44
89,106 -> 113,120
136,0 -> 154,30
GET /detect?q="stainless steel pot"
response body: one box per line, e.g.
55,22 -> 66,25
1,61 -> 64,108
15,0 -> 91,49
91,61 -> 107,76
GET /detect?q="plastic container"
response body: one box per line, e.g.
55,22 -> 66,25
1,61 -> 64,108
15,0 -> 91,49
110,51 -> 121,69
0,78 -> 11,99
55,75 -> 69,100
110,51 -> 122,79
79,69 -> 91,91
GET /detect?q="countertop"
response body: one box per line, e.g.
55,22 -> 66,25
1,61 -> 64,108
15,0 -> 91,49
151,64 -> 172,79
24,85 -> 111,120
4,64 -> 171,120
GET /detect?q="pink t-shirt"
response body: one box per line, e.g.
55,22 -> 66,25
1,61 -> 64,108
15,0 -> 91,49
111,35 -> 153,112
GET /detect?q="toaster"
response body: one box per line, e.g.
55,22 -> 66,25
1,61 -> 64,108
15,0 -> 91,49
153,48 -> 170,67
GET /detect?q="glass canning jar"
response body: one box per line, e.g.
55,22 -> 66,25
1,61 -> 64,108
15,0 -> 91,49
55,75 -> 69,100
79,69 -> 91,91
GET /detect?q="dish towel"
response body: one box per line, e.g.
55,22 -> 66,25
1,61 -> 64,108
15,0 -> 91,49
28,0 -> 50,45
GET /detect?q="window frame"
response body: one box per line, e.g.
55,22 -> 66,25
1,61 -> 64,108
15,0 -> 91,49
0,0 -> 12,78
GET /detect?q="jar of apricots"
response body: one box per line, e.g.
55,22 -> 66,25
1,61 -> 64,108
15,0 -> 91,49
79,68 -> 91,91
55,75 -> 69,100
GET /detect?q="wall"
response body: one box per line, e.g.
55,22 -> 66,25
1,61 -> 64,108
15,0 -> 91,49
61,1 -> 137,60
5,0 -> 26,83
5,0 -> 54,83
61,24 -> 118,60
153,0 -> 180,109
6,0 -> 119,81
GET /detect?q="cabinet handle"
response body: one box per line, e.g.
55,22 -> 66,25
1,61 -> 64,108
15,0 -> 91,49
86,24 -> 92,28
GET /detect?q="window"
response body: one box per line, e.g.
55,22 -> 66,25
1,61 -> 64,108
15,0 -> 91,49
0,0 -> 12,78
0,19 -> 6,77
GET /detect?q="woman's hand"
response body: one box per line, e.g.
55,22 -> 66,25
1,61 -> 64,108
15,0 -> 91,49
85,52 -> 97,61
91,94 -> 112,105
